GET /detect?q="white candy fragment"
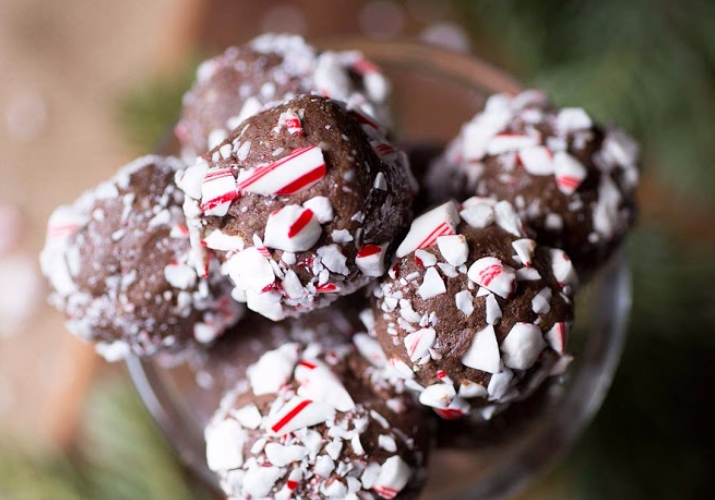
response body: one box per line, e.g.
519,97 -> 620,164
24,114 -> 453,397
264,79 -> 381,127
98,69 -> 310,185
302,196 -> 334,223
545,322 -> 568,355
296,361 -> 355,412
518,146 -> 554,175
396,202 -> 460,258
418,383 -> 455,409
531,287 -> 552,314
202,229 -> 244,251
485,293 -> 502,325
493,200 -> 524,237
264,443 -> 309,467
264,205 -> 322,252
205,419 -> 247,471
437,234 -> 469,266
460,198 -> 495,228
461,325 -> 501,373
500,322 -> 546,370
454,290 -> 474,316
226,247 -> 275,292
418,267 -> 446,300
354,333 -> 387,367
247,343 -> 299,396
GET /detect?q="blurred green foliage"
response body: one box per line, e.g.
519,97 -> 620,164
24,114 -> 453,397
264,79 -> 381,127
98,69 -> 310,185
454,0 -> 715,203
0,380 -> 212,500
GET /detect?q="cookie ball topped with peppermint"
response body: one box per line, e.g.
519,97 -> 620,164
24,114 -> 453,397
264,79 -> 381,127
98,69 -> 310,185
177,33 -> 392,158
39,156 -> 243,362
204,336 -> 430,500
426,90 -> 640,273
178,94 -> 416,321
371,199 -> 575,421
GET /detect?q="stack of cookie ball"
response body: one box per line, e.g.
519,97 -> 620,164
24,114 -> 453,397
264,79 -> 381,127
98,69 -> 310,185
40,34 -> 639,500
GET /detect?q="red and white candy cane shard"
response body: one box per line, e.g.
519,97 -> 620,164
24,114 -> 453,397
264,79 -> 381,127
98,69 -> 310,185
46,208 -> 87,241
373,456 -> 411,499
396,202 -> 460,258
354,332 -> 387,367
201,168 -> 239,216
418,383 -> 456,409
296,363 -> 355,412
236,146 -> 326,196
267,396 -> 335,436
553,151 -> 587,195
286,469 -> 302,491
518,145 -> 554,176
353,58 -> 380,74
486,132 -> 540,155
549,248 -> 577,287
512,238 -> 536,267
278,110 -> 302,136
434,408 -> 466,420
546,321 -> 569,355
170,223 -> 189,238
349,109 -> 382,133
403,328 -> 436,363
264,206 -> 321,253
316,283 -> 339,293
252,234 -> 271,258
371,140 -> 397,162
467,257 -> 516,299
356,244 -> 387,277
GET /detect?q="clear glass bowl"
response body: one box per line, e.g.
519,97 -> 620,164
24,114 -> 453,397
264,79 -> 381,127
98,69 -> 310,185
126,40 -> 631,500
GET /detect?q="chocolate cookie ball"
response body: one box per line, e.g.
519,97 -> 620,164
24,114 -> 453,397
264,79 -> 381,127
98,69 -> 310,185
204,322 -> 431,500
177,94 -> 416,321
177,33 -> 392,158
426,90 -> 640,274
372,199 -> 575,421
40,155 -> 243,362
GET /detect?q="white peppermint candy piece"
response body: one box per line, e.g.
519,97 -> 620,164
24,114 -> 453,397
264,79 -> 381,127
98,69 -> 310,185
603,128 -> 640,169
556,107 -> 593,133
461,325 -> 501,373
460,200 -> 495,229
356,244 -> 387,277
404,328 -> 436,363
493,200 -> 524,237
516,267 -> 542,281
302,196 -> 334,223
487,368 -> 514,400
373,456 -> 411,499
418,267 -> 446,300
553,151 -> 588,195
396,202 -> 460,258
264,205 -> 321,252
454,290 -> 474,316
414,249 -> 437,267
485,293 -> 502,325
354,332 -> 387,367
247,343 -> 299,396
531,287 -> 553,314
418,383 -> 456,409
267,396 -> 336,436
437,234 -> 469,266
512,238 -> 536,267
518,146 -> 554,175
315,455 -> 336,478
549,248 -> 577,287
243,464 -> 283,498
317,244 -> 349,275
314,52 -> 352,98
265,443 -> 309,467
296,360 -> 355,412
226,247 -> 275,292
164,263 -> 197,290
433,396 -> 471,420
205,419 -> 247,471
487,132 -> 540,155
278,109 -> 302,136
233,404 -> 262,430
468,257 -> 515,299
202,229 -> 244,251
200,168 -> 239,216
236,146 -> 326,195
458,381 -> 488,399
545,321 -> 569,355
500,322 -> 546,370
176,159 -> 208,200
